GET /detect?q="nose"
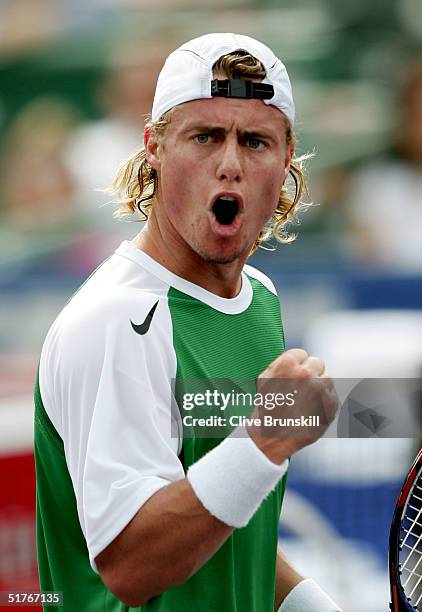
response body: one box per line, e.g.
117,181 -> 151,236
216,138 -> 242,183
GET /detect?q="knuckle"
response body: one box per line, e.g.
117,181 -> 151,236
285,348 -> 308,360
297,365 -> 313,379
305,356 -> 325,373
279,353 -> 296,369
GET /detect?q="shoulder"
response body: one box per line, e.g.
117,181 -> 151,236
55,249 -> 171,342
57,287 -> 163,341
243,264 -> 278,296
41,283 -> 174,390
39,282 -> 177,430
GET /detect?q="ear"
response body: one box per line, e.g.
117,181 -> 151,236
144,126 -> 161,172
283,142 -> 295,182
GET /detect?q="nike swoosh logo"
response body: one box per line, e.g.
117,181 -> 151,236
131,301 -> 159,335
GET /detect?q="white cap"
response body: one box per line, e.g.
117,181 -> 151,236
151,32 -> 295,125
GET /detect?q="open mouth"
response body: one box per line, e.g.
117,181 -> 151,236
211,196 -> 240,226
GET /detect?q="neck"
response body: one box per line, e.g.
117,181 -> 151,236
133,211 -> 248,299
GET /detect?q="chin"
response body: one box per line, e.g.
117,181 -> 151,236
189,230 -> 254,265
203,254 -> 240,264
193,243 -> 244,265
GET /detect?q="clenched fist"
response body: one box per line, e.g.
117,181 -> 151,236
247,349 -> 338,464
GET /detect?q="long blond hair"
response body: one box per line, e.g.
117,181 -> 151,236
112,51 -> 311,253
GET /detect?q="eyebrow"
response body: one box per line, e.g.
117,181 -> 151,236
184,124 -> 278,142
184,124 -> 225,135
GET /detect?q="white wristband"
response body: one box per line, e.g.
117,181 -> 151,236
279,579 -> 343,612
187,427 -> 288,528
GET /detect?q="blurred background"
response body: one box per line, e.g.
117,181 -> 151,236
1,1 -> 422,610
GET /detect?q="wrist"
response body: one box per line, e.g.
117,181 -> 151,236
246,425 -> 292,465
278,578 -> 343,612
187,427 -> 288,528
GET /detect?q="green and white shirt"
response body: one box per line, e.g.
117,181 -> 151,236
35,240 -> 288,611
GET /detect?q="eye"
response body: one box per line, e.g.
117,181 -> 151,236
246,137 -> 265,150
194,134 -> 210,144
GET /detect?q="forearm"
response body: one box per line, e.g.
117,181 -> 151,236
274,548 -> 343,612
97,429 -> 290,606
96,477 -> 233,606
274,547 -> 304,610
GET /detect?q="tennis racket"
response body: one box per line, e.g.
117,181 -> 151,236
389,449 -> 422,611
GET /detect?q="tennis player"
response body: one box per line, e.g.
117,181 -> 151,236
35,33 -> 342,611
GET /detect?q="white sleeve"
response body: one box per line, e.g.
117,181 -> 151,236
39,290 -> 184,571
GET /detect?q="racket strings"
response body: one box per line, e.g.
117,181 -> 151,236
400,476 -> 422,606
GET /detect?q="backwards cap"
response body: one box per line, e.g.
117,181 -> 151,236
151,32 -> 295,125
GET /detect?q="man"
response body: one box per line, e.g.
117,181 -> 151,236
35,33 -> 342,611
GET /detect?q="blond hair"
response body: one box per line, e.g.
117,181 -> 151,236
112,51 -> 311,253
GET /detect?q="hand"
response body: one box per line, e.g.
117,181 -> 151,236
247,349 -> 338,464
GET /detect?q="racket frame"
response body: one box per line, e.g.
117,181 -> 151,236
389,450 -> 422,612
